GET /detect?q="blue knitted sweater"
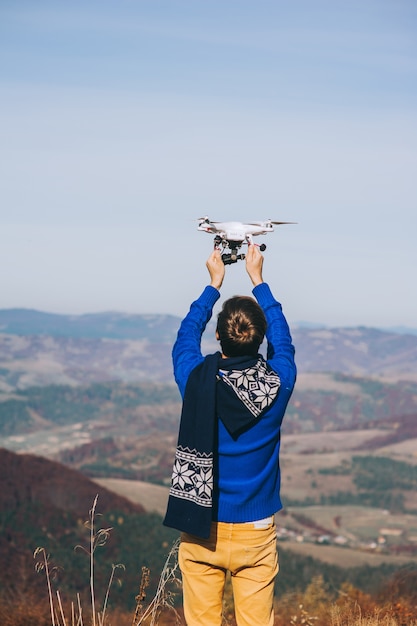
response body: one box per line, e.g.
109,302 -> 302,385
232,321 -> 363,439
172,282 -> 296,523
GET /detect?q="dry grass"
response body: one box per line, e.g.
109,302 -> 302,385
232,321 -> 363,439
1,499 -> 416,626
31,495 -> 182,626
272,577 -> 417,626
1,576 -> 416,626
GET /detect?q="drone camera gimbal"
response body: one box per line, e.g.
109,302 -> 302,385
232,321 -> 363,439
222,252 -> 246,265
214,236 -> 267,265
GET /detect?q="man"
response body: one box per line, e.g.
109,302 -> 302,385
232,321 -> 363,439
164,244 -> 296,626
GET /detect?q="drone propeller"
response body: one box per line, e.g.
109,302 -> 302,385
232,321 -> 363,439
196,217 -> 223,226
246,220 -> 296,227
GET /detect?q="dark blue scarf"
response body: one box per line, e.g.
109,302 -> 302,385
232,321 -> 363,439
163,353 -> 281,538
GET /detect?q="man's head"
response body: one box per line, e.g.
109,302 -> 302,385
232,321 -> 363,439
216,296 -> 267,357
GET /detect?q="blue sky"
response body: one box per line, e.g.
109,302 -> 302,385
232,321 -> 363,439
1,0 -> 416,327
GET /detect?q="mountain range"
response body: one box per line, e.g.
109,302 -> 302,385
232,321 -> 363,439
1,309 -> 417,392
1,308 -> 417,618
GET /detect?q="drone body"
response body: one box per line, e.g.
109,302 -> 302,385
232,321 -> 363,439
197,217 -> 295,264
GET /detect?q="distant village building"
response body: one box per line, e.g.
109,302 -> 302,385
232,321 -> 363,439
334,535 -> 349,546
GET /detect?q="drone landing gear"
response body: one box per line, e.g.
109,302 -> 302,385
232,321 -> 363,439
213,236 -> 266,264
213,237 -> 242,265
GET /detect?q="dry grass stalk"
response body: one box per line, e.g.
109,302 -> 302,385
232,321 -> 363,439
99,563 -> 126,626
35,495 -> 122,626
131,567 -> 151,626
34,547 -> 58,626
74,494 -> 114,626
132,538 -> 182,626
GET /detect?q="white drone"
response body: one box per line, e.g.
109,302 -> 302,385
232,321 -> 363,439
197,217 -> 296,264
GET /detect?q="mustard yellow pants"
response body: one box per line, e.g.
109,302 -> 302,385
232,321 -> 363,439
179,518 -> 279,626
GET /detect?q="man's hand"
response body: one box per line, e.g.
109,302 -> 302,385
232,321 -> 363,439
246,244 -> 264,286
206,248 -> 225,290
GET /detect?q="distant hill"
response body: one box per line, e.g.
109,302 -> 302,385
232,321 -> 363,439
0,446 -> 145,516
1,309 -> 417,390
0,448 -> 178,611
286,375 -> 417,433
0,308 -> 180,341
293,326 -> 417,380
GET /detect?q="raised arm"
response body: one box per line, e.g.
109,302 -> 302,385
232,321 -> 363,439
172,250 -> 223,397
245,242 -> 264,287
206,247 -> 225,290
246,245 -> 296,389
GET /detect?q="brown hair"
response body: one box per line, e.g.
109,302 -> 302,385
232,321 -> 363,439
216,296 -> 266,357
